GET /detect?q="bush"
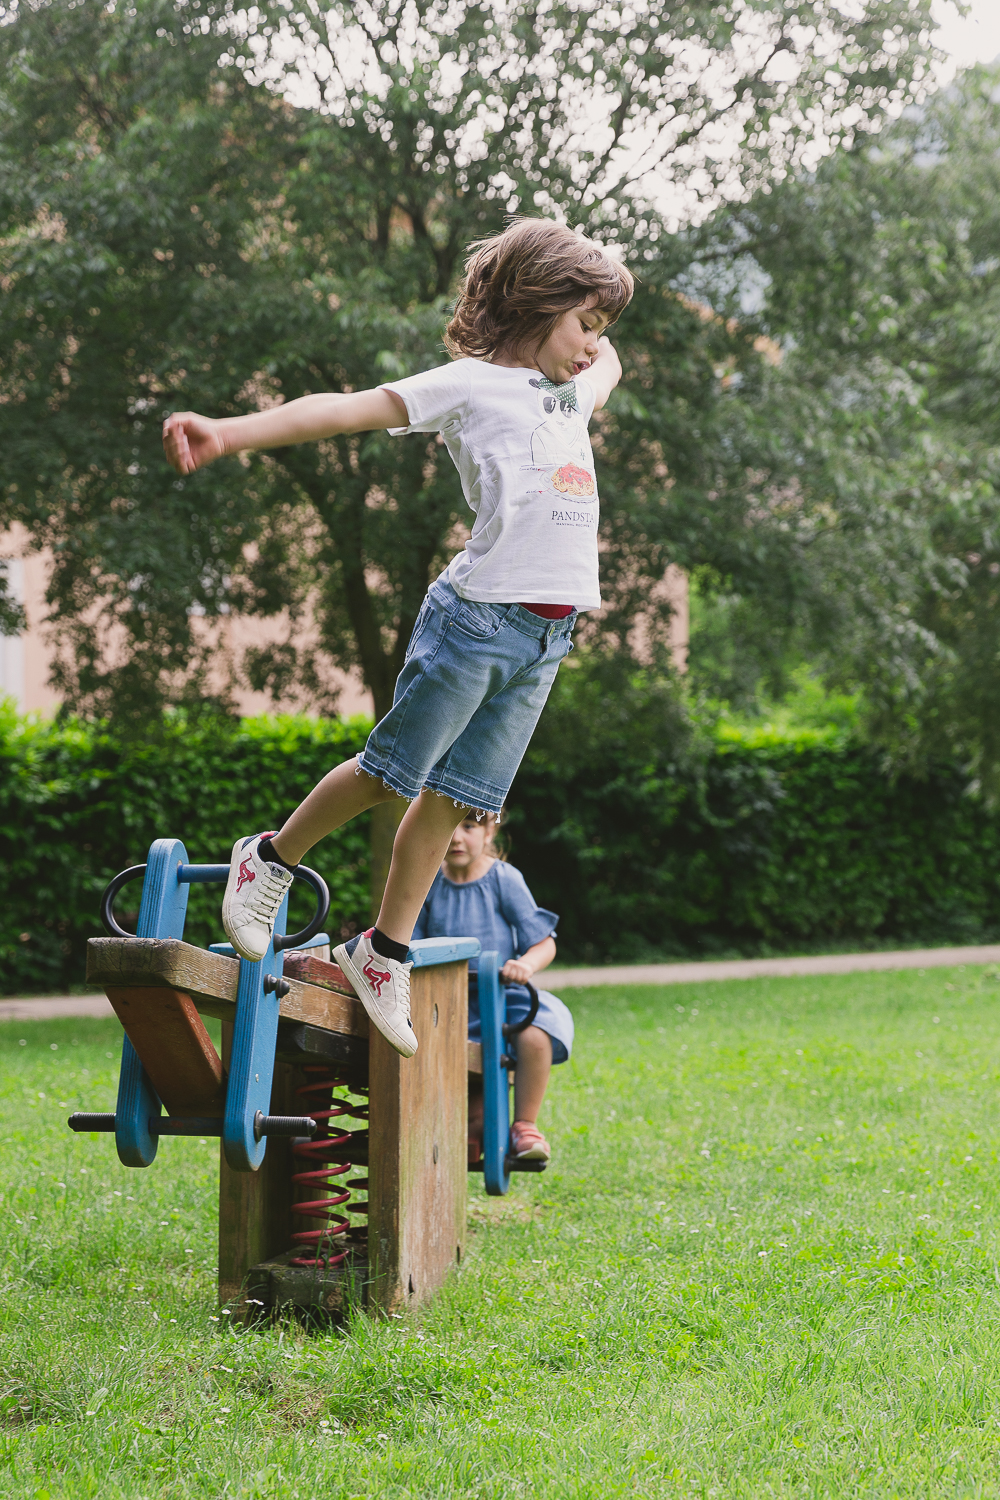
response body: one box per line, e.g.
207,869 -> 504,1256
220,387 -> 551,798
0,704 -> 370,995
5,685 -> 1000,993
508,665 -> 1000,962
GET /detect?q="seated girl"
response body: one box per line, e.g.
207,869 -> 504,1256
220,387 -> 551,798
411,813 -> 574,1163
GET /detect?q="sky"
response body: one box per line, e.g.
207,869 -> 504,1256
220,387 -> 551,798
264,0 -> 1000,236
933,0 -> 1000,74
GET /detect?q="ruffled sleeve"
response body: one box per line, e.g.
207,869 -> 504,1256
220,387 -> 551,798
494,863 -> 558,955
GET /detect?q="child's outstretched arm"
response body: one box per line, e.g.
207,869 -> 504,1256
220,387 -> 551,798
501,935 -> 556,986
162,388 -> 409,475
582,335 -> 623,412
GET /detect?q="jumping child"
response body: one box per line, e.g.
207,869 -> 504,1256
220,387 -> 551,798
162,218 -> 633,1058
413,813 -> 573,1162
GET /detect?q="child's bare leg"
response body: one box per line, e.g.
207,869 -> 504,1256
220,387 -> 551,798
375,790 -> 472,945
512,1025 -> 552,1126
270,759 -> 400,866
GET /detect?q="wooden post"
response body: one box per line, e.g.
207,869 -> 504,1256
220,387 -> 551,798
367,959 -> 468,1312
217,1023 -> 299,1308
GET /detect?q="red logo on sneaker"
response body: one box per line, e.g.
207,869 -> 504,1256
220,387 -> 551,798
236,859 -> 255,894
362,957 -> 392,997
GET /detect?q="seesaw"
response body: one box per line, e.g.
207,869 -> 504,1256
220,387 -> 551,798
71,838 -> 544,1316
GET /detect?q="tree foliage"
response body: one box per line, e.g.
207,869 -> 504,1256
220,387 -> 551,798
687,65 -> 1000,788
0,0 -> 939,723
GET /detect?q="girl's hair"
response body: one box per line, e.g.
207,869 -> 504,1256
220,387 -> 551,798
444,219 -> 634,362
462,810 -> 509,861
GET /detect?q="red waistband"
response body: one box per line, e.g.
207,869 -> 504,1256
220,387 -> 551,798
518,603 -> 575,619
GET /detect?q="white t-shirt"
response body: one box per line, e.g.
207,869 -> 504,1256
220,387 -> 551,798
383,358 -> 601,609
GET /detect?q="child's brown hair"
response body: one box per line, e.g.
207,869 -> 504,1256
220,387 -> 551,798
444,219 -> 634,363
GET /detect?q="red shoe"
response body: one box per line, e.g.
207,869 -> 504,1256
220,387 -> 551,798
510,1120 -> 551,1162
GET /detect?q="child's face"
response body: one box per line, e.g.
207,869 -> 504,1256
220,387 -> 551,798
534,295 -> 610,383
445,817 -> 493,871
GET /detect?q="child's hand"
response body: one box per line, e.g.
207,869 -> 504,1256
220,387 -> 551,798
162,412 -> 226,475
501,958 -> 535,984
585,337 -> 622,411
593,336 -> 622,382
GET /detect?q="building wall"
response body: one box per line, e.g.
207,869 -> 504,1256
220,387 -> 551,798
0,532 -> 689,718
0,538 -> 62,716
0,531 -> 374,720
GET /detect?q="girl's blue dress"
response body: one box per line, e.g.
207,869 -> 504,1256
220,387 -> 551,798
412,861 -> 575,1064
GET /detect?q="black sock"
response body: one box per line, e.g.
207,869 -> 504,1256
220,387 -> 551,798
258,834 -> 296,872
370,926 -> 409,963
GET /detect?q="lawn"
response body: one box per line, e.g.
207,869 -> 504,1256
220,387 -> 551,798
3,965 -> 1000,1498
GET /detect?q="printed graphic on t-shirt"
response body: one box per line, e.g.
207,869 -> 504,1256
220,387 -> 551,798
524,378 -> 598,528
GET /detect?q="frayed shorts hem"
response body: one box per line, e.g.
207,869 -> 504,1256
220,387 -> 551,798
355,754 -> 504,821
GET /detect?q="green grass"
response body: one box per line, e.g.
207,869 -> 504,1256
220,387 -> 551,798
4,966 -> 1000,1497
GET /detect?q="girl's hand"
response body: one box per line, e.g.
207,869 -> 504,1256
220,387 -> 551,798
586,337 -> 622,411
593,336 -> 622,382
501,958 -> 535,985
500,936 -> 556,985
162,412 -> 226,475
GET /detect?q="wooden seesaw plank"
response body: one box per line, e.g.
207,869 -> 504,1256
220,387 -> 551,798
88,938 -> 480,1070
86,937 -> 368,1037
106,986 -> 225,1116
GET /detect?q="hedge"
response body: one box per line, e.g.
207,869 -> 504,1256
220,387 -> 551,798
1,705 -> 371,995
4,698 -> 1000,993
509,720 -> 1000,964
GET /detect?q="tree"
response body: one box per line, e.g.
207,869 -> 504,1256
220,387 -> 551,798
1,0 -> 941,889
685,64 -> 1000,790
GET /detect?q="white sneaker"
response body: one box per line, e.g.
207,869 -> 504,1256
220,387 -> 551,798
222,833 -> 294,963
333,929 -> 417,1058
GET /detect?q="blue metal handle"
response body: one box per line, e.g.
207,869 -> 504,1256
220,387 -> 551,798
479,950 -> 511,1196
177,864 -> 231,883
222,893 -> 289,1173
113,837 -> 194,1166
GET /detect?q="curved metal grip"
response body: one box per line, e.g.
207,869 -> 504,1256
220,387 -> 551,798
100,865 -> 148,938
273,864 -> 331,953
502,982 -> 540,1038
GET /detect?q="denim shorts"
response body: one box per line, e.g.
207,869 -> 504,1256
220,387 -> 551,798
357,576 -> 576,816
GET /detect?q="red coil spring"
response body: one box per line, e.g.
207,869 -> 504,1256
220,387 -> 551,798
289,1065 -> 369,1269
